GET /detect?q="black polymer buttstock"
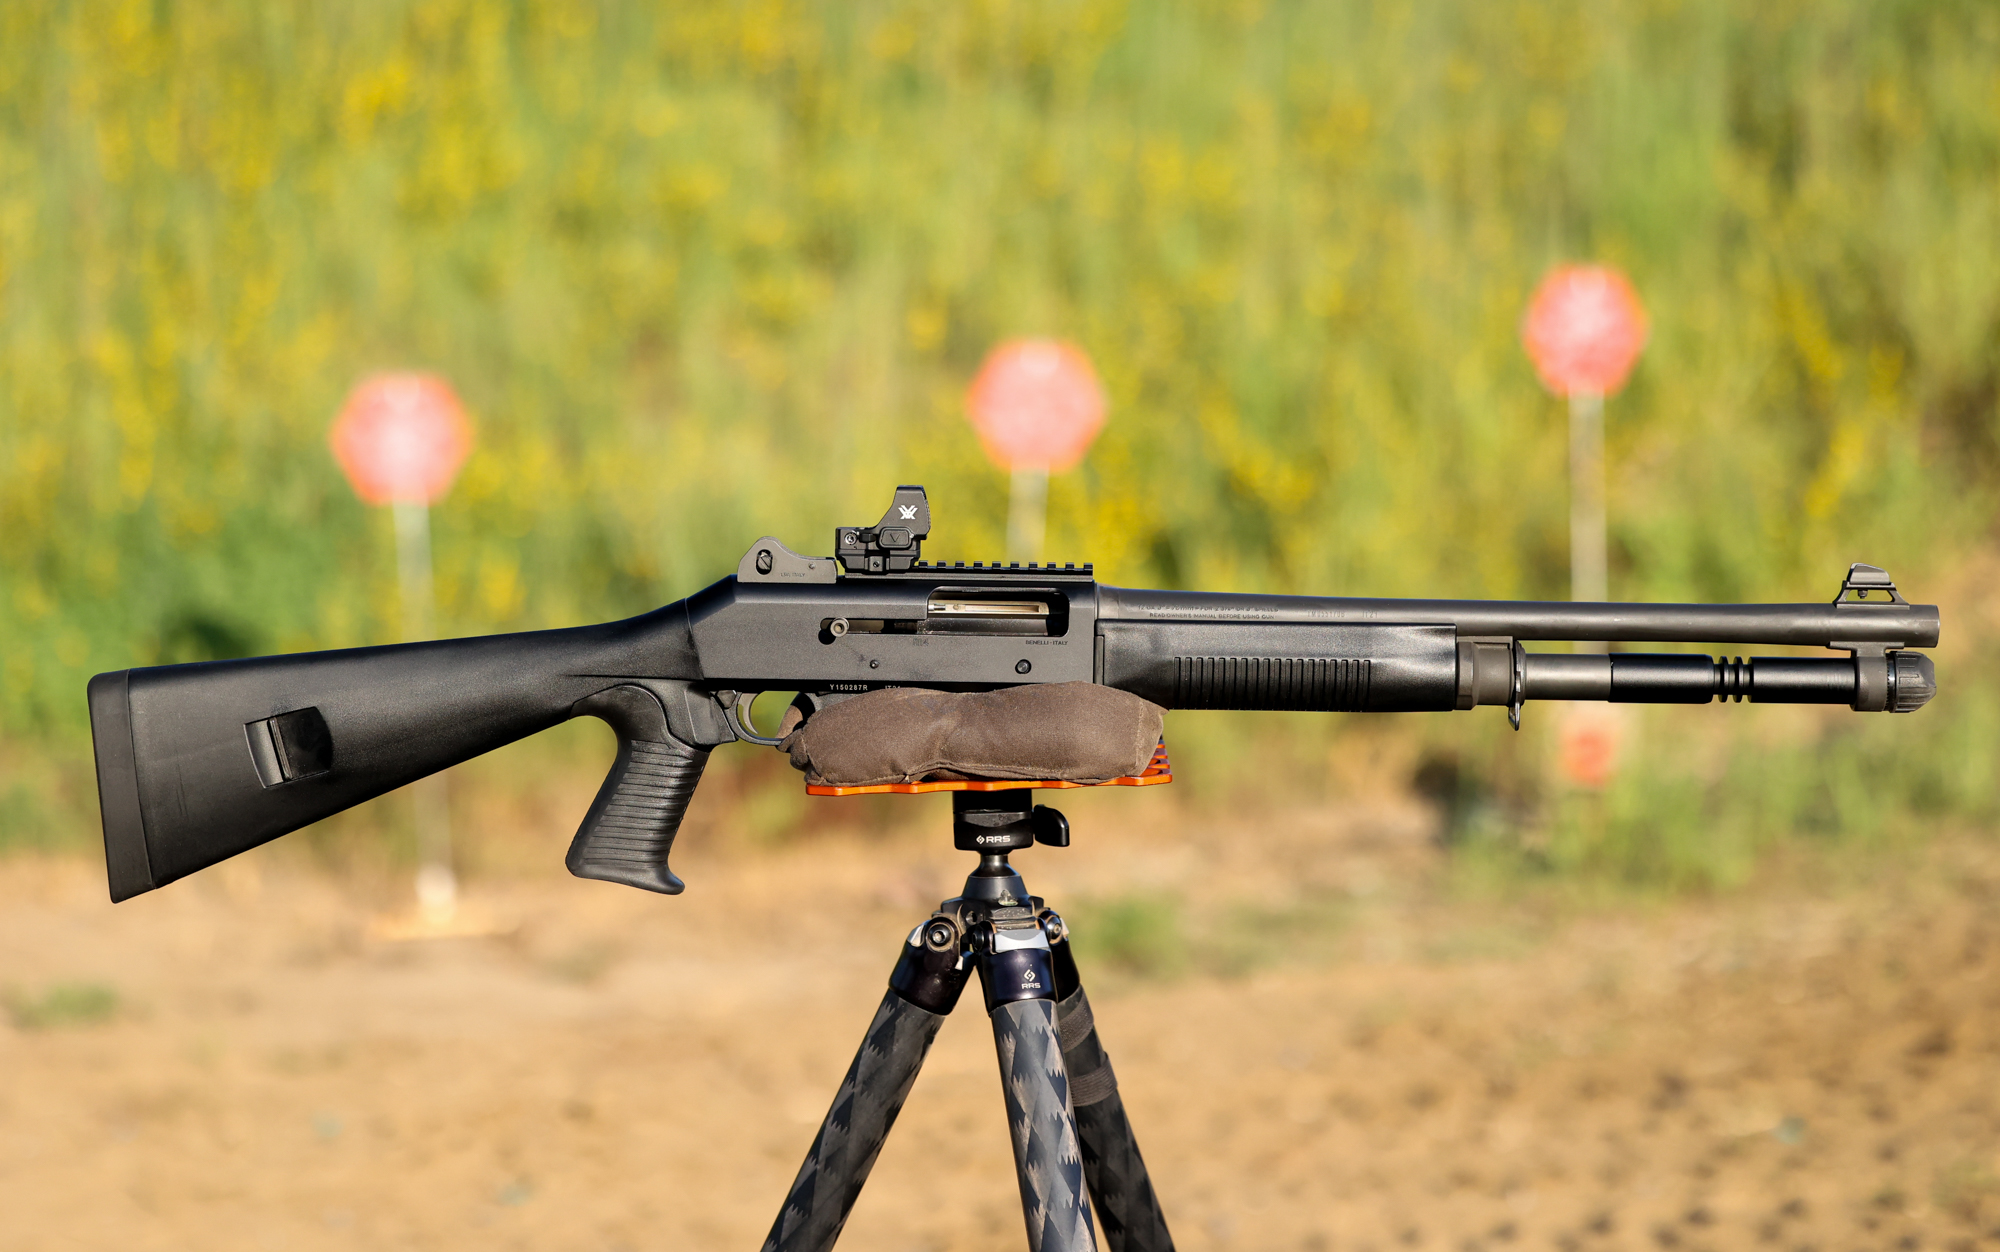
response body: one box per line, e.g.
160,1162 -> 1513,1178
88,606 -> 702,902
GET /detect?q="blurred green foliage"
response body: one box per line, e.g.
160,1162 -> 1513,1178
2,1 -> 1996,880
3,980 -> 121,1031
1068,893 -> 1191,980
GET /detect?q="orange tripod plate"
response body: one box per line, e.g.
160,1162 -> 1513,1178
805,741 -> 1172,797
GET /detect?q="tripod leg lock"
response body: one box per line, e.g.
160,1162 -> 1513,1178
888,914 -> 971,1014
976,908 -> 1058,1012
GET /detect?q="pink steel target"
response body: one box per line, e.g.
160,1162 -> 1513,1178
1522,266 -> 1649,397
330,374 -> 474,505
965,339 -> 1106,471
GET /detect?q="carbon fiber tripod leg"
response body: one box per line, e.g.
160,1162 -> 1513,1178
1050,923 -> 1176,1251
992,996 -> 1099,1252
1058,987 -> 1175,1251
762,915 -> 971,1252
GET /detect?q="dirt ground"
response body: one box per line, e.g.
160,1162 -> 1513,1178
2,786 -> 1997,1252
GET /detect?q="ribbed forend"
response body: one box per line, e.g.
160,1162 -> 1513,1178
1172,656 -> 1371,711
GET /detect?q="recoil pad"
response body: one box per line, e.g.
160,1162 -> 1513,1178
567,685 -> 709,894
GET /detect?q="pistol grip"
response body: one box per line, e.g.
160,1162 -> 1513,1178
568,685 -> 710,894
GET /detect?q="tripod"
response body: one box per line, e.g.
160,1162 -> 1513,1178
759,790 -> 1177,1252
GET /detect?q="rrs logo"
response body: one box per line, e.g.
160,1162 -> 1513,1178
898,505 -> 919,520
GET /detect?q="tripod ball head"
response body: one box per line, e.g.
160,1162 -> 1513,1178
950,791 -> 1070,852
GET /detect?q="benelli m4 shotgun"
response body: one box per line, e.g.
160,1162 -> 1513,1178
88,485 -> 1940,903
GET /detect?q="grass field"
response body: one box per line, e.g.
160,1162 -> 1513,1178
2,1 -> 1996,884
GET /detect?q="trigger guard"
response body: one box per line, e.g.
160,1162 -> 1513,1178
725,692 -> 788,748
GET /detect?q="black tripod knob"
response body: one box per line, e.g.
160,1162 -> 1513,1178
1033,805 -> 1069,847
